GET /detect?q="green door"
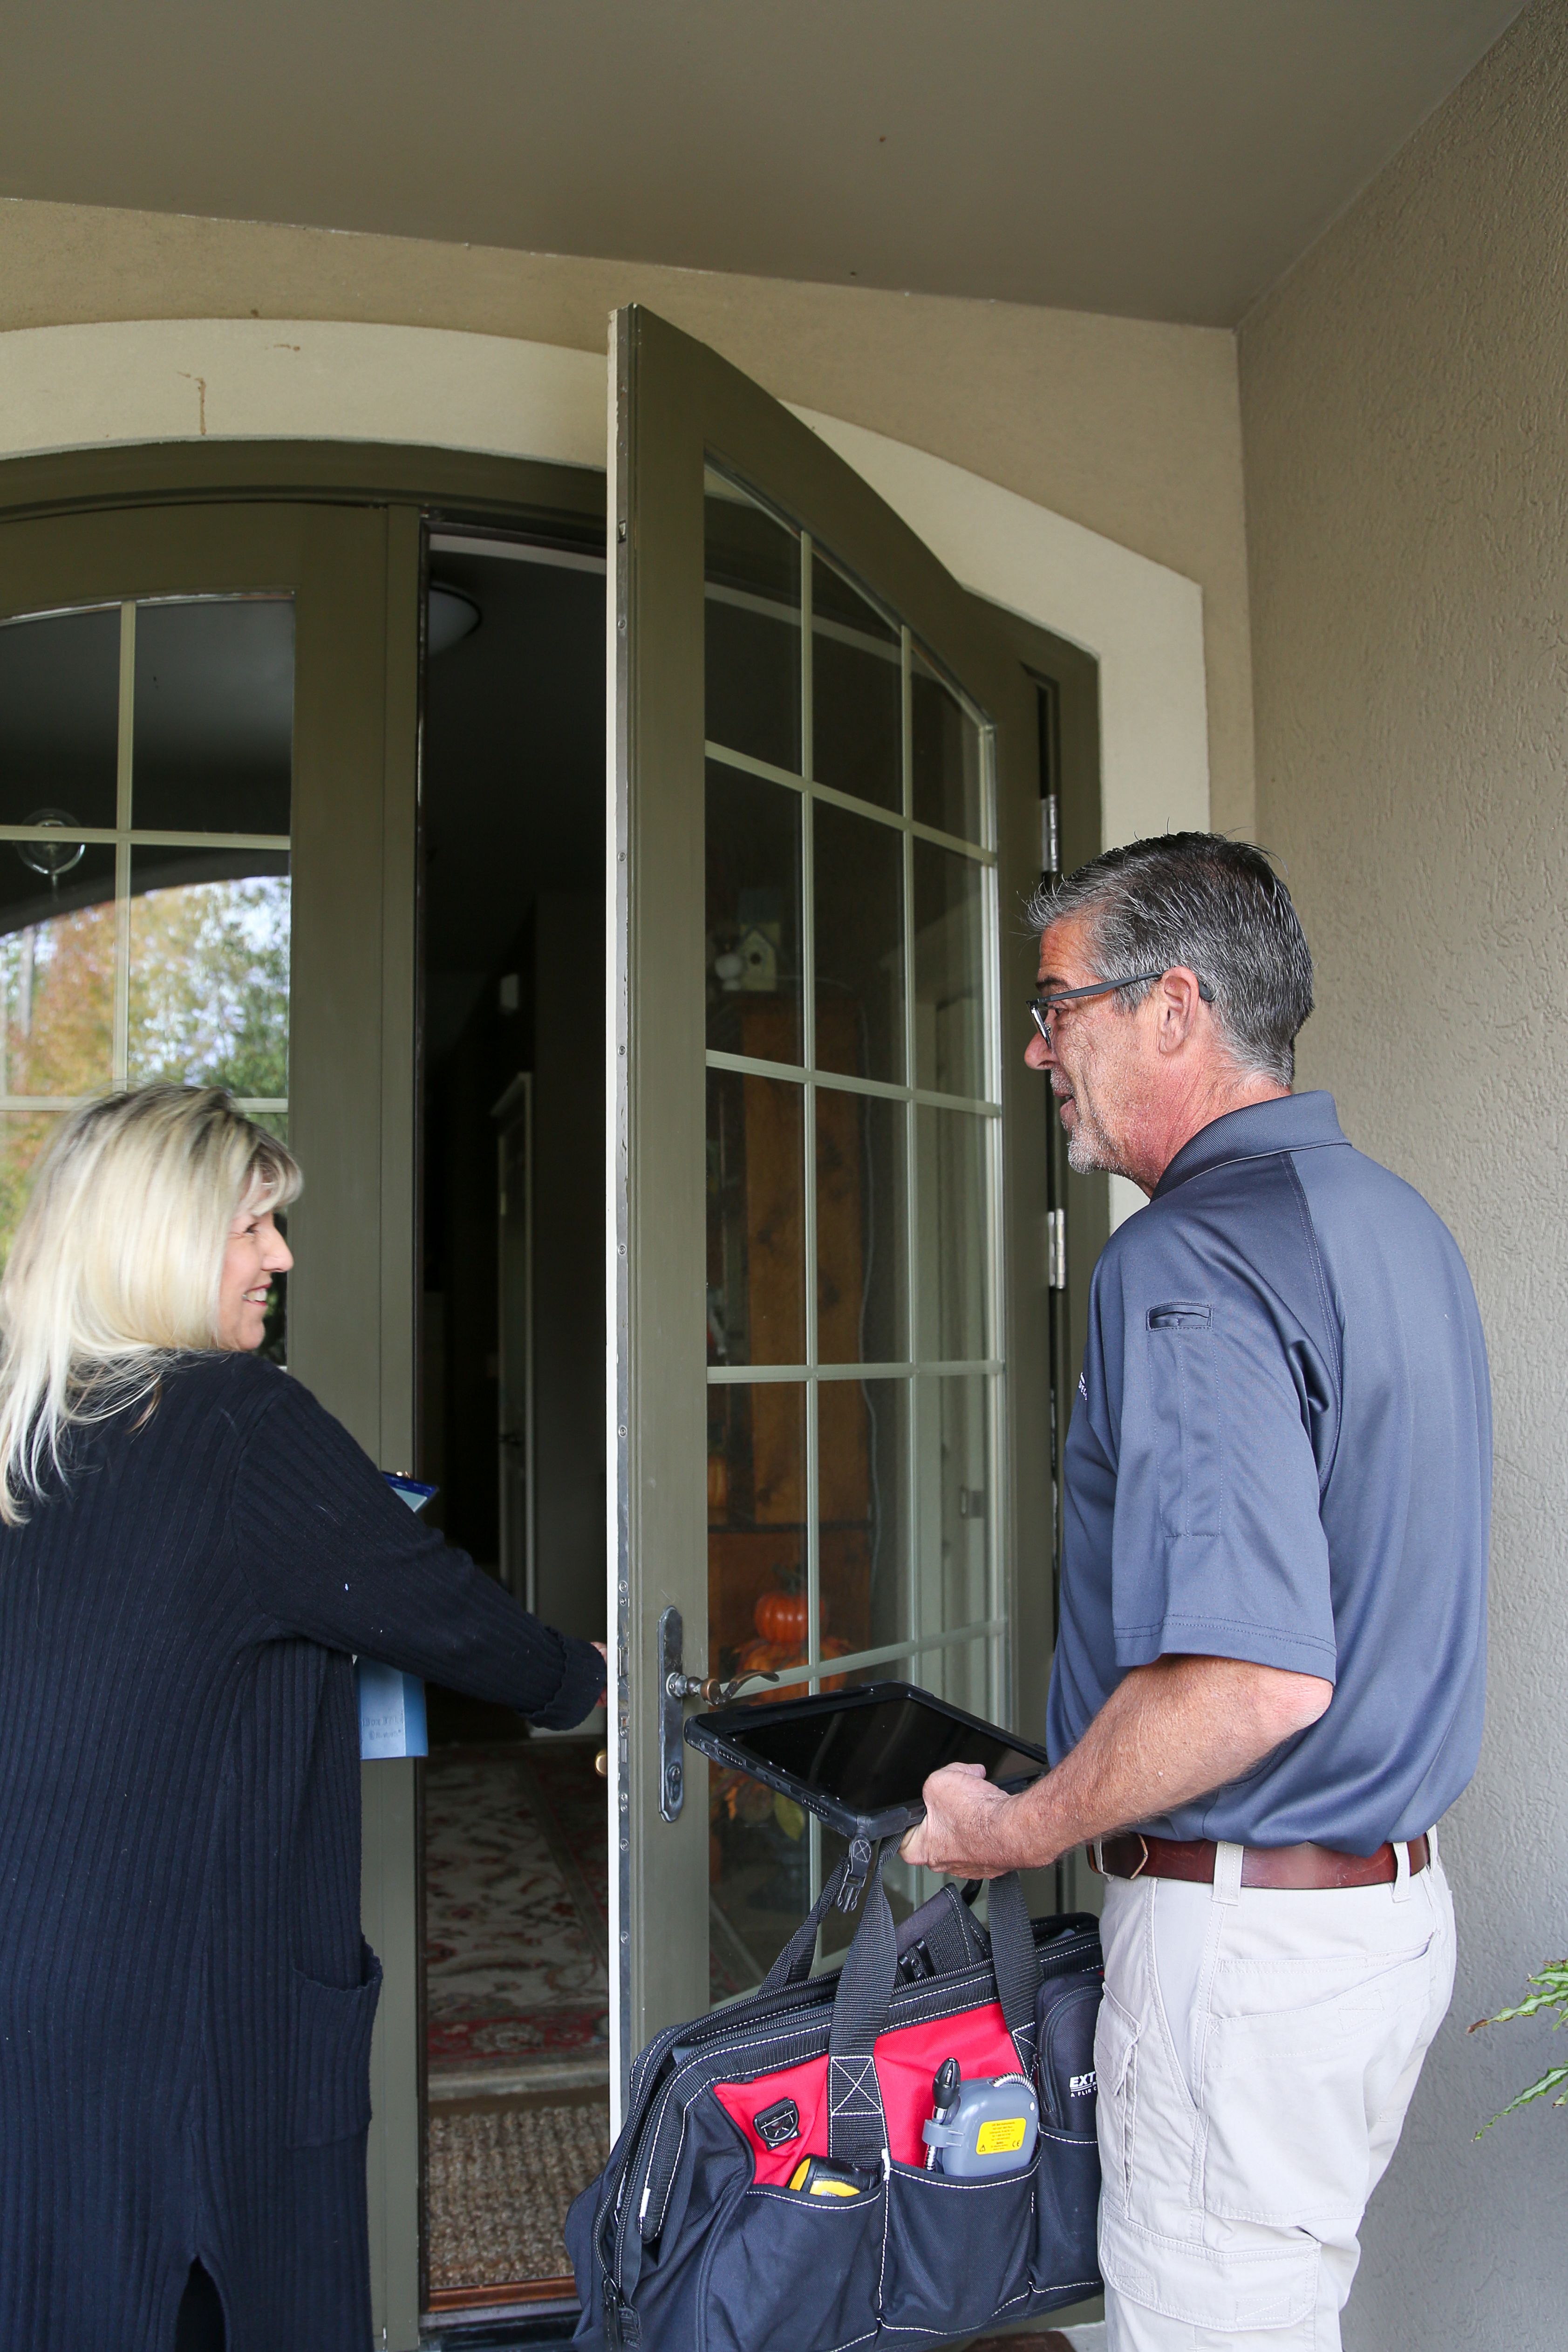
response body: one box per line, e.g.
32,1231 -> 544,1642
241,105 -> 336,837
0,496 -> 424,2347
610,309 -> 1053,2099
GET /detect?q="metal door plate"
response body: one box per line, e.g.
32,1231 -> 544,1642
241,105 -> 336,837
658,1605 -> 685,1821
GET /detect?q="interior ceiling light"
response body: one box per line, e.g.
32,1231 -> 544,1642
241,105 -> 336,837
427,583 -> 482,657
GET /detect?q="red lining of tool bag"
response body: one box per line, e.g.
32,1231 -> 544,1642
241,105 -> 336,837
713,1999 -> 1019,2182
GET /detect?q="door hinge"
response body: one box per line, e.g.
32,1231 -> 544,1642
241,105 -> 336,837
1047,1207 -> 1067,1291
1041,792 -> 1060,878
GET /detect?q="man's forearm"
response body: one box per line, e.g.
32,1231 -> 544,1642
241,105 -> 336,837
1010,1657 -> 1325,1863
902,1656 -> 1333,1878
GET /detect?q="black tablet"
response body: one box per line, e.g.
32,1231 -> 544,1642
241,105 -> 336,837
684,1680 -> 1052,1845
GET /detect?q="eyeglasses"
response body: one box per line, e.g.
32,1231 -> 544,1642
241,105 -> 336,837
1027,970 -> 1213,1044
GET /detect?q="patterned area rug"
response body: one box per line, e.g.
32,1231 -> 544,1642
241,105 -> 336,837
425,1740 -> 610,2086
426,2101 -> 611,2291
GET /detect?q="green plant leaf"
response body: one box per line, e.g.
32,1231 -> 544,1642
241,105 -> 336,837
1475,2064 -> 1568,2136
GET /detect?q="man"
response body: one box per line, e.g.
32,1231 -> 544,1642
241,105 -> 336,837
901,833 -> 1489,2352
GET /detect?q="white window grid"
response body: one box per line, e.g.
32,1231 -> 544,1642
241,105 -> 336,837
0,597 -> 290,1121
705,488 -> 1010,1912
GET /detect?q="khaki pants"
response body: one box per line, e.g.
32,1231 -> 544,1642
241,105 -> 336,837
1094,1841 -> 1455,2350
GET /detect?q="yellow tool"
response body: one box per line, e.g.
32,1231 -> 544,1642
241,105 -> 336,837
787,2155 -> 876,2198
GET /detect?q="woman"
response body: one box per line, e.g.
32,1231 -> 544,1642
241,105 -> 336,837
0,1088 -> 607,2352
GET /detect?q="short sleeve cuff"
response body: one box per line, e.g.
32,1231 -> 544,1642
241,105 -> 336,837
1114,1614 -> 1337,1681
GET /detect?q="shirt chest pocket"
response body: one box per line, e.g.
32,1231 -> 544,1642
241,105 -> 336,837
1146,1303 -> 1223,1537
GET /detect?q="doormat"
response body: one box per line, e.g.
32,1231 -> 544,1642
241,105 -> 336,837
426,2100 -> 611,2292
425,1741 -> 611,2087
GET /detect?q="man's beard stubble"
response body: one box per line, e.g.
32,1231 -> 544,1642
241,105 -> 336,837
1065,1105 -> 1117,1175
1055,1052 -> 1134,1180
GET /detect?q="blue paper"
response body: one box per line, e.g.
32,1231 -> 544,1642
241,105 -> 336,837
357,1659 -> 429,1760
357,1470 -> 437,1760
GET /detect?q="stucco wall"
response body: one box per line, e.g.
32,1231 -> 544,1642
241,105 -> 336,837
0,195 -> 1253,837
1240,3 -> 1568,2344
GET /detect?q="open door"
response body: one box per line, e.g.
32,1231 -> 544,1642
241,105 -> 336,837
609,308 -> 1051,2103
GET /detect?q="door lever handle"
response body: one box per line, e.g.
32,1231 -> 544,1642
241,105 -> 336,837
658,1607 -> 784,1822
664,1666 -> 781,1706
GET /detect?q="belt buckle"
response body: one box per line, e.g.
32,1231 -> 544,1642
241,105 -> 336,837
1127,1834 -> 1150,1880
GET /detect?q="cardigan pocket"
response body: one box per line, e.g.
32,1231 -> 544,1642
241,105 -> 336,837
287,1936 -> 383,2147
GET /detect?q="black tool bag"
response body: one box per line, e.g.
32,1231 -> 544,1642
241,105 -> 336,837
566,1846 -> 1103,2351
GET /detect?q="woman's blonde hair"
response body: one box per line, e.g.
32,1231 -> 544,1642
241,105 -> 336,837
0,1085 -> 301,1522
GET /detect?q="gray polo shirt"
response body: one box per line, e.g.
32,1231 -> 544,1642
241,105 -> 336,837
1047,1091 -> 1490,1853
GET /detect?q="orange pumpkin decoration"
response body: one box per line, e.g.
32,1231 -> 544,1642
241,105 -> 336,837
735,1633 -> 799,1704
754,1585 -> 809,1646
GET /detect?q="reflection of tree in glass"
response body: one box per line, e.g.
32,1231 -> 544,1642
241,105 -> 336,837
0,1113 -> 57,1272
129,879 -> 290,1097
0,906 -> 116,1100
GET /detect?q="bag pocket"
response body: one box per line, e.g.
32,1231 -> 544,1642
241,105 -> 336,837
1037,1974 -> 1102,2137
880,2161 -> 1033,2341
700,2179 -> 885,2352
1029,2128 -> 1103,2304
287,1936 -> 383,2147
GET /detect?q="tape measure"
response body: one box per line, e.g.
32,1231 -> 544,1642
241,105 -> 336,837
921,2071 -> 1039,2179
787,2155 -> 878,2198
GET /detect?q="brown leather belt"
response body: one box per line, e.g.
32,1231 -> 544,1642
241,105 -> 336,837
1089,1832 -> 1431,1889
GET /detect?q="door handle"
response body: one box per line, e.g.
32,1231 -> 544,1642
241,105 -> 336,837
657,1605 -> 781,1822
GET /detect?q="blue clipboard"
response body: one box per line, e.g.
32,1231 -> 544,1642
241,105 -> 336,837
357,1473 -> 437,1760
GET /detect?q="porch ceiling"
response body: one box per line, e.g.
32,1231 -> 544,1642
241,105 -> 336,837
0,0 -> 1527,328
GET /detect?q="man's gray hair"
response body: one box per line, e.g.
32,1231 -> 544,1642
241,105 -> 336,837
1026,832 -> 1314,1087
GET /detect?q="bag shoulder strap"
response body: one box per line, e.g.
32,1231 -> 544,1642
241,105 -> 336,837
759,1852 -> 853,1992
984,1870 -> 1041,2078
826,1840 -> 896,2171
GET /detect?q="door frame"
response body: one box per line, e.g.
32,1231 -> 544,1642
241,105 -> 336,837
0,434 -> 1105,2339
0,441 -> 605,2352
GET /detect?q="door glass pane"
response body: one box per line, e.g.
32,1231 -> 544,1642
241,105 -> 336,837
0,845 -> 116,1098
811,553 -> 900,811
916,1106 -> 990,1363
133,597 -> 294,833
911,648 -> 985,846
913,839 -> 988,1099
820,1375 -> 907,1669
706,1068 -> 804,1367
705,473 -> 801,775
816,1090 -> 906,1366
707,1378 -> 809,1991
700,470 -> 1002,2009
915,1377 -> 992,1716
0,607 -> 120,830
0,590 -> 294,1271
0,1110 -> 59,1258
812,800 -> 903,1084
706,760 -> 802,1063
128,848 -> 291,1095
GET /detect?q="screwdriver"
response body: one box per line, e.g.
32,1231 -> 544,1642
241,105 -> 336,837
925,2057 -> 961,2170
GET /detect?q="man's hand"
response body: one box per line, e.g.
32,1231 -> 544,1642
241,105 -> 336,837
898,1656 -> 1332,1883
900,1761 -> 1025,1877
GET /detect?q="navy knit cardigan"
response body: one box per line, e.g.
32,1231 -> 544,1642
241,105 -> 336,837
0,1350 -> 605,2352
